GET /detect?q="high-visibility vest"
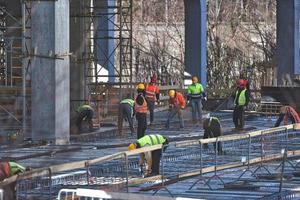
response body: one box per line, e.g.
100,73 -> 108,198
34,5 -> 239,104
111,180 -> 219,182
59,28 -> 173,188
284,106 -> 300,125
188,83 -> 204,94
135,95 -> 148,113
137,134 -> 166,147
120,99 -> 134,107
208,117 -> 220,127
145,84 -> 159,102
234,89 -> 246,106
76,105 -> 93,113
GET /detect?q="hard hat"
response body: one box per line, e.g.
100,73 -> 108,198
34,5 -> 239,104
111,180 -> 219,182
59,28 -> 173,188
128,143 -> 136,151
137,83 -> 145,90
150,74 -> 157,83
168,90 -> 175,98
236,79 -> 245,88
192,76 -> 198,84
203,113 -> 210,119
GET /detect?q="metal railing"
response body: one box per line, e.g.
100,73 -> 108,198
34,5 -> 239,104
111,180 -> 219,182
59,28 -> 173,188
1,124 -> 300,199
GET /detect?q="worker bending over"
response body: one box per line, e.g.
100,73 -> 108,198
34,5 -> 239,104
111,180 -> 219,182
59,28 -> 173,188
118,97 -> 135,136
145,74 -> 160,125
275,106 -> 300,127
135,83 -> 148,139
187,76 -> 207,124
165,90 -> 186,129
233,79 -> 250,131
128,134 -> 169,177
0,161 -> 28,200
203,115 -> 223,154
76,103 -> 94,132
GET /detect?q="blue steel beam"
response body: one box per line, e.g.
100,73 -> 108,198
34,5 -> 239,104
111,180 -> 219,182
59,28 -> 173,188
277,0 -> 300,85
94,0 -> 115,83
184,0 -> 207,88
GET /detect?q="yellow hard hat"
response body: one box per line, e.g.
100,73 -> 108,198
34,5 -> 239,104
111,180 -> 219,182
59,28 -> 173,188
137,83 -> 145,90
168,90 -> 175,98
128,143 -> 136,151
192,76 -> 198,84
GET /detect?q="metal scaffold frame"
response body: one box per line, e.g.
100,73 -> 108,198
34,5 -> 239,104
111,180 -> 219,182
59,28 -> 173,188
77,0 -> 133,97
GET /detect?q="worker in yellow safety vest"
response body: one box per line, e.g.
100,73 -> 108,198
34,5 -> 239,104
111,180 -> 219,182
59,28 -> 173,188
187,76 -> 207,124
118,97 -> 135,135
76,104 -> 94,132
0,161 -> 29,200
128,134 -> 169,177
233,79 -> 250,130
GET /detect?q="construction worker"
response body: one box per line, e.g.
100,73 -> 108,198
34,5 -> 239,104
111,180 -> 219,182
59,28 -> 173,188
275,106 -> 300,127
118,97 -> 135,136
76,103 -> 94,132
187,76 -> 207,124
203,115 -> 223,154
128,134 -> 169,177
165,89 -> 186,129
0,161 -> 28,200
233,79 -> 250,130
145,74 -> 160,125
135,83 -> 148,139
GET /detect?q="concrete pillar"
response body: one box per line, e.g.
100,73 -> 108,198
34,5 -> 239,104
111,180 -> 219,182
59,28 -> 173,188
31,0 -> 70,144
184,0 -> 207,87
94,0 -> 115,82
70,0 -> 86,118
277,0 -> 300,85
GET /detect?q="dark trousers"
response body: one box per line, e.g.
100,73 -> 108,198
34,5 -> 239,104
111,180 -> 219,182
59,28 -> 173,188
165,107 -> 184,128
191,98 -> 203,122
76,109 -> 94,131
151,149 -> 162,175
147,100 -> 155,123
136,112 -> 147,139
275,113 -> 296,127
118,104 -> 134,135
233,105 -> 245,129
203,119 -> 223,153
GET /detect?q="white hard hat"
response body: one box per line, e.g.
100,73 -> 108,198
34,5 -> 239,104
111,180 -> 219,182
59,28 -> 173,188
203,113 -> 210,119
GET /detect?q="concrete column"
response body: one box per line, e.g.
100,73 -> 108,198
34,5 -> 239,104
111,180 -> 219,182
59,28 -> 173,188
277,0 -> 300,85
184,0 -> 207,87
94,0 -> 115,82
31,0 -> 70,144
70,0 -> 86,120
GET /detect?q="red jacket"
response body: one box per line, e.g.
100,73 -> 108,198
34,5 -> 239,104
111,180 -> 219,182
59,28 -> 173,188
284,106 -> 300,125
169,92 -> 186,109
145,83 -> 159,102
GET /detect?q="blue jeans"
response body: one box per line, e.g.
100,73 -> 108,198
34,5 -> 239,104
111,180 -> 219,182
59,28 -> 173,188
191,98 -> 202,122
147,100 -> 155,123
165,107 -> 184,128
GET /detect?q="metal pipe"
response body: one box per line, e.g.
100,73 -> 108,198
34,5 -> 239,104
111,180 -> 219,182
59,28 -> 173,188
200,142 -> 203,175
21,0 -> 27,137
125,153 -> 129,193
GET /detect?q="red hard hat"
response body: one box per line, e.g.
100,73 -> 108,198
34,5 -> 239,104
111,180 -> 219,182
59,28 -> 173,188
236,79 -> 245,87
150,74 -> 157,83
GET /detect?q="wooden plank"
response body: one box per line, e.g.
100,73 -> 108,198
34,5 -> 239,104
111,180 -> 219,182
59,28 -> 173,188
159,85 -> 180,91
125,145 -> 162,156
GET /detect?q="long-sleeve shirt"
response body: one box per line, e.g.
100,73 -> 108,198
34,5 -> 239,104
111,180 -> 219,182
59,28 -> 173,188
169,92 -> 186,109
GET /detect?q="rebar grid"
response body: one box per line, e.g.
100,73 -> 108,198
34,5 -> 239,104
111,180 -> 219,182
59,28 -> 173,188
10,125 -> 300,199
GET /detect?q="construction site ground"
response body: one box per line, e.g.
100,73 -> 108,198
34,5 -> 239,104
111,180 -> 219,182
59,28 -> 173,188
2,108 -> 300,199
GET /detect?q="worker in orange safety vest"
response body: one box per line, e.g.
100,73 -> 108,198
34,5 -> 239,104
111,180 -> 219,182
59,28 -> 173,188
275,106 -> 300,127
145,74 -> 160,125
135,83 -> 148,139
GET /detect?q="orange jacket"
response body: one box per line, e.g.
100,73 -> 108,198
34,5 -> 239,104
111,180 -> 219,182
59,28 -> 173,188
284,106 -> 300,125
169,92 -> 186,109
145,83 -> 159,102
